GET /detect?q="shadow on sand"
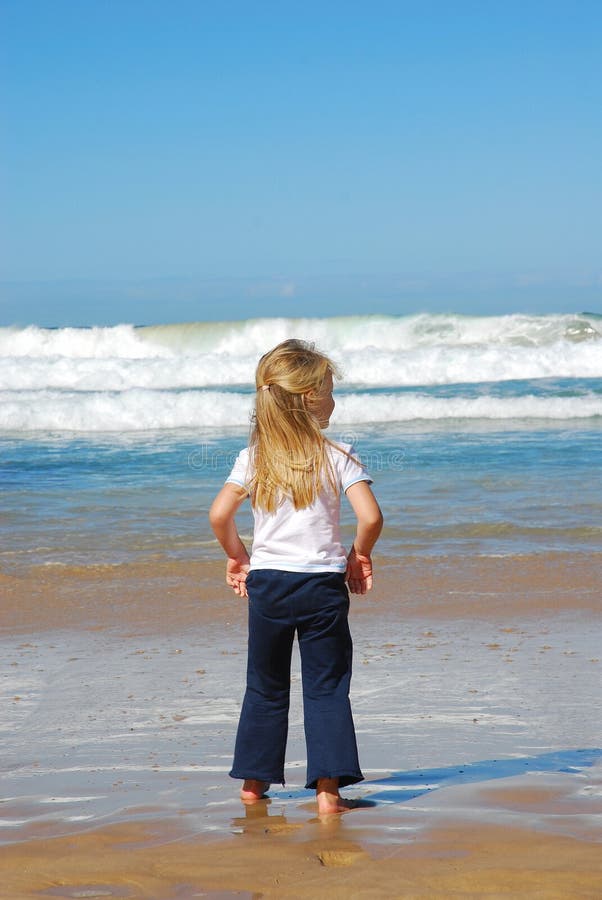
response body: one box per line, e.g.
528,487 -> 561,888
364,747 -> 602,804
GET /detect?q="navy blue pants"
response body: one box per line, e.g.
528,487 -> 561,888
230,569 -> 364,790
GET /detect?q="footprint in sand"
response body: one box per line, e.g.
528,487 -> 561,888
317,849 -> 368,867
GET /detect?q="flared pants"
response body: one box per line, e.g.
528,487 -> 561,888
230,569 -> 364,790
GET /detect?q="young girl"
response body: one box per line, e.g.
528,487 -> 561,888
209,339 -> 383,815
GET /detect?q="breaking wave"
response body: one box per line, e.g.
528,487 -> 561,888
2,313 -> 601,431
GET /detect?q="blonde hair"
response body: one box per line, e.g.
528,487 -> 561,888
249,339 -> 341,513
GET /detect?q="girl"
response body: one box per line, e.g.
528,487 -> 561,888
209,339 -> 383,815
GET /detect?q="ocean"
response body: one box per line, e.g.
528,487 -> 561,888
2,312 -> 601,854
1,312 -> 601,573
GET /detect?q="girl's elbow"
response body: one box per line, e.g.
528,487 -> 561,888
361,508 -> 383,531
209,503 -> 228,529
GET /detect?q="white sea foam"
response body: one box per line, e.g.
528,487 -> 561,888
1,312 -> 600,360
1,314 -> 600,431
0,323 -> 168,359
1,388 -> 600,432
2,339 -> 601,392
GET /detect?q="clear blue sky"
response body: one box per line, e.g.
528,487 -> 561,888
1,0 -> 601,326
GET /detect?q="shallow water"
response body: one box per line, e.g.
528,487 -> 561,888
2,422 -> 601,575
2,616 -> 600,845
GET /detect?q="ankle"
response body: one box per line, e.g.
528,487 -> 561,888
240,779 -> 269,802
316,777 -> 340,798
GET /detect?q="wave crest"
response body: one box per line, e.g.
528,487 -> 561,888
1,388 -> 600,432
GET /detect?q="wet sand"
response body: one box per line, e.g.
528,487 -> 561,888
1,804 -> 602,899
1,551 -> 601,898
3,550 -> 601,633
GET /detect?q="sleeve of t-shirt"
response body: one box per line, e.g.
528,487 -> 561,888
338,444 -> 373,492
225,447 -> 250,490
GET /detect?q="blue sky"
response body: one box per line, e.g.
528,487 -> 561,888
1,0 -> 601,325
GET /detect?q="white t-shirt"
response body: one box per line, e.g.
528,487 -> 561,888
226,441 -> 372,573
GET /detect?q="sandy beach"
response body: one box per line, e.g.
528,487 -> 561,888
2,552 -> 601,898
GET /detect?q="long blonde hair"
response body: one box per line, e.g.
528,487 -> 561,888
249,339 -> 340,513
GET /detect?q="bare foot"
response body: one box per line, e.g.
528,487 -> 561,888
317,793 -> 356,815
240,779 -> 270,804
316,777 -> 354,816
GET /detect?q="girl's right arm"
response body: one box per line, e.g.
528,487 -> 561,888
209,483 -> 251,598
345,481 -> 383,595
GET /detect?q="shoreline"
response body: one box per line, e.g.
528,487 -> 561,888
2,549 -> 601,635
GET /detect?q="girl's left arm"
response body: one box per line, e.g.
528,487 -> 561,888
345,481 -> 383,594
209,483 -> 251,598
